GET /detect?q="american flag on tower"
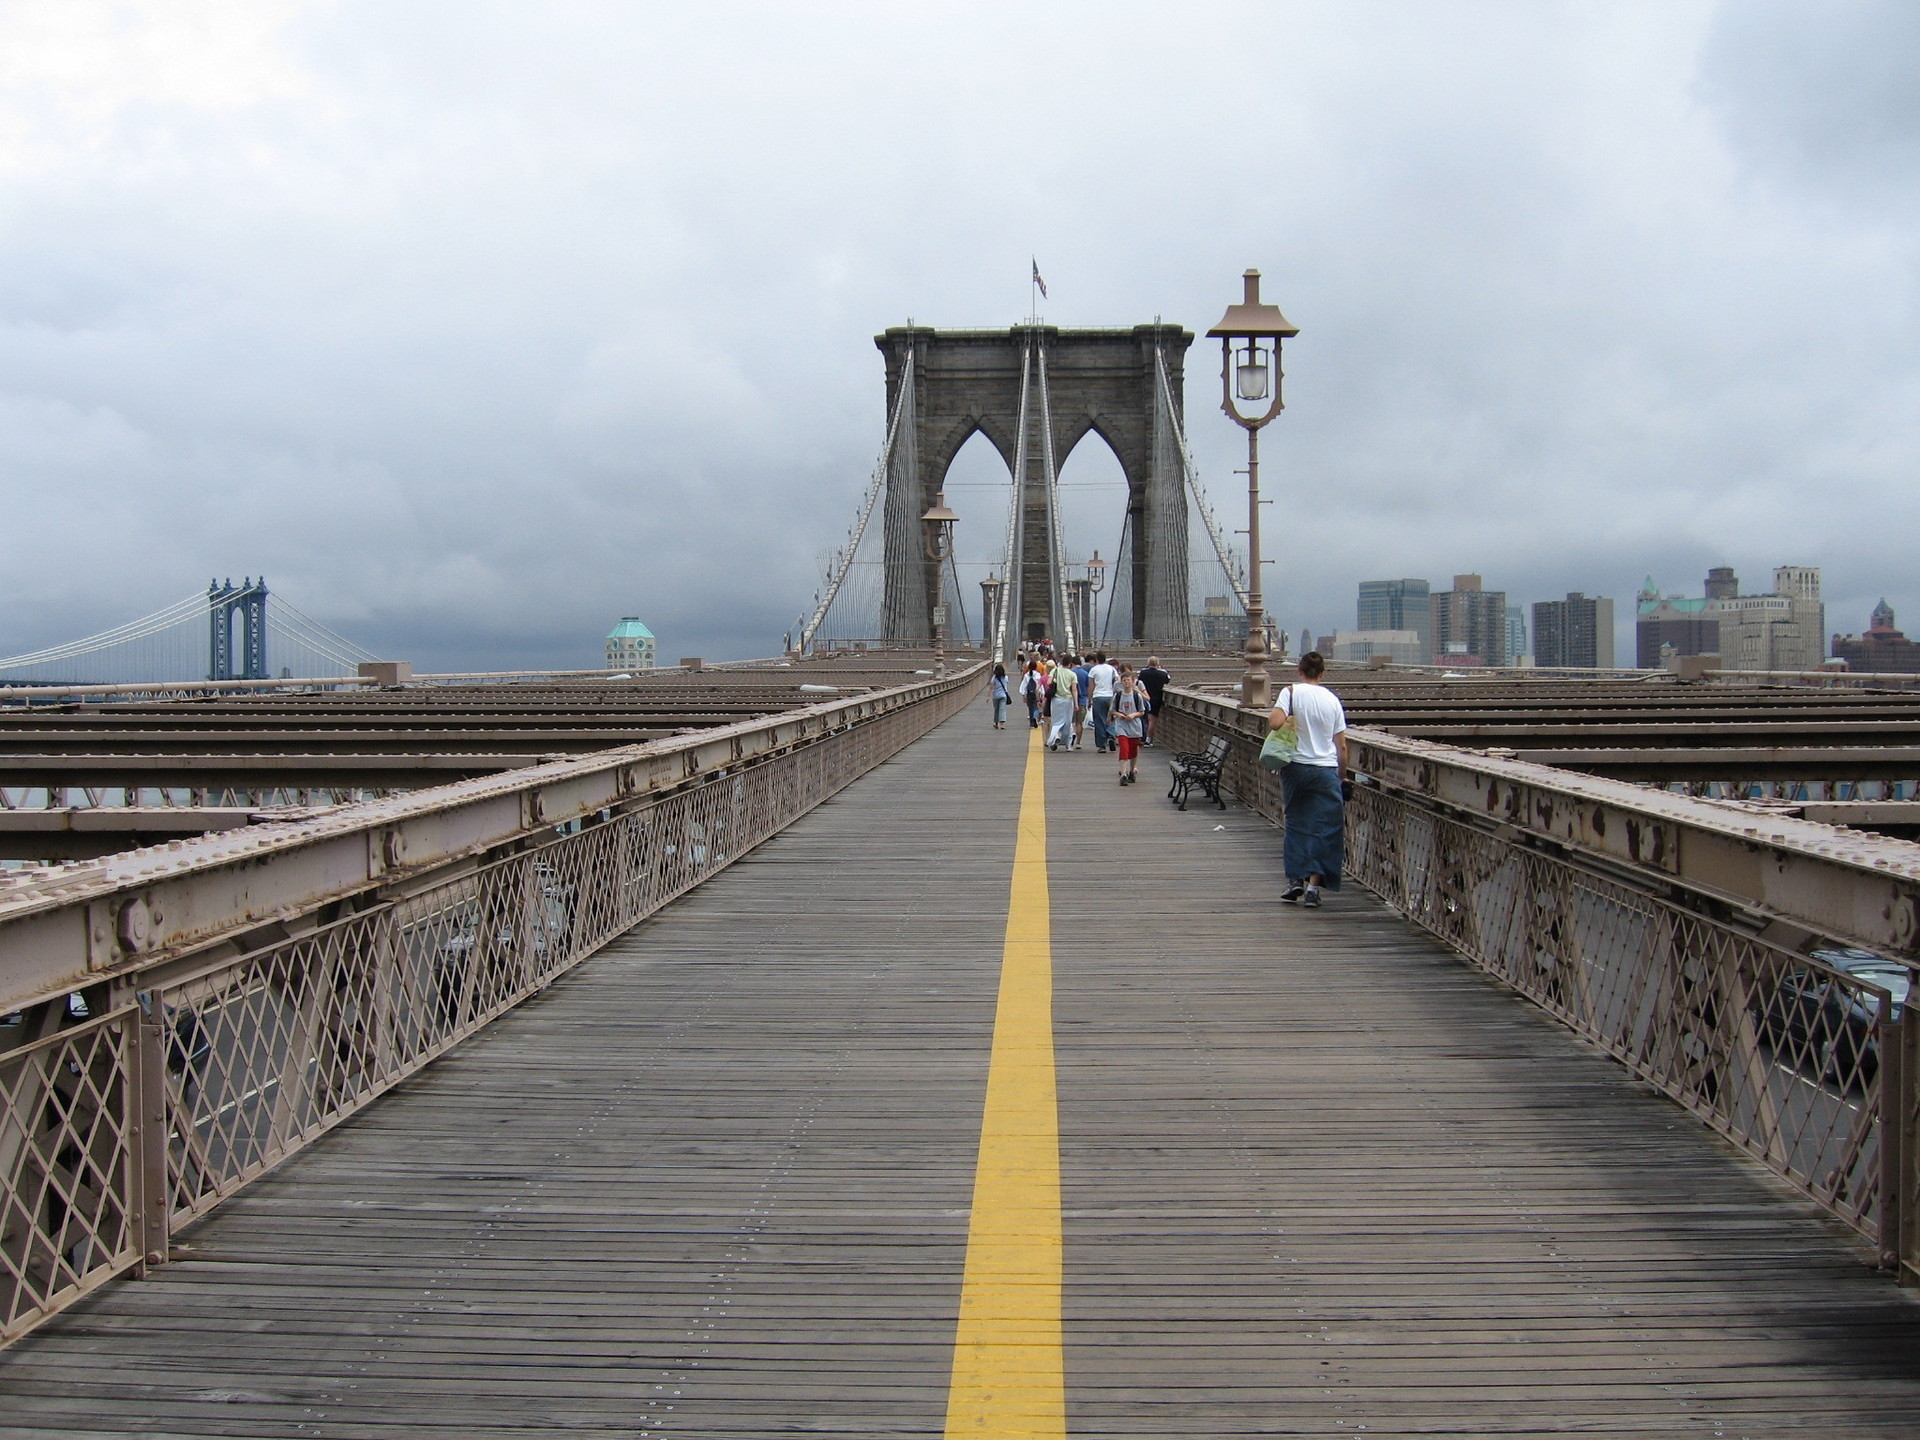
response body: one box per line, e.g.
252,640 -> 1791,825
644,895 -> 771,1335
1031,260 -> 1048,299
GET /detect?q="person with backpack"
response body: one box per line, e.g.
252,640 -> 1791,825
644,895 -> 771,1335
1021,658 -> 1047,728
1110,663 -> 1150,784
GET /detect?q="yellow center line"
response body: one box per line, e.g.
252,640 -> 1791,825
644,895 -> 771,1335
944,725 -> 1065,1438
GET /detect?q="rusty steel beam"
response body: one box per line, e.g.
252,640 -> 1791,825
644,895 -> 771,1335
1381,722 -> 1920,746
1791,801 -> 1920,827
0,664 -> 986,1015
1508,747 -> 1920,783
0,728 -> 691,755
0,755 -> 542,791
0,808 -> 330,863
0,808 -> 267,834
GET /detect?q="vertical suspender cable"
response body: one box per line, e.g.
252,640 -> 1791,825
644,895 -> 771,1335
998,339 -> 1034,659
1100,511 -> 1132,644
1156,346 -> 1252,617
1035,338 -> 1074,654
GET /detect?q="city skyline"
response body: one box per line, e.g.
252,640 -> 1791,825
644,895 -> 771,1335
0,4 -> 1915,673
1304,556 -> 1883,672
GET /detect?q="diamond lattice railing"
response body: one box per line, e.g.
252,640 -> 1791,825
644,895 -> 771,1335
1,668 -> 979,1345
1156,695 -> 1908,1255
1,1010 -> 140,1340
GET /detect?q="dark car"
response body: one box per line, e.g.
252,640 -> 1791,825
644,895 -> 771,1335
1760,947 -> 1911,1090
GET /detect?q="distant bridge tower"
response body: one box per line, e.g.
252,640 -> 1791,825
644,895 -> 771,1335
208,578 -> 268,680
874,323 -> 1194,653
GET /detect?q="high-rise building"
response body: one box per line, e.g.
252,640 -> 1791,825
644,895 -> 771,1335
1713,566 -> 1825,672
1357,579 -> 1431,661
1832,600 -> 1920,674
606,617 -> 657,670
1774,565 -> 1821,602
1430,574 -> 1508,666
1505,605 -> 1530,666
1331,630 -> 1426,665
1636,573 -> 1720,667
1532,593 -> 1616,668
1193,595 -> 1245,649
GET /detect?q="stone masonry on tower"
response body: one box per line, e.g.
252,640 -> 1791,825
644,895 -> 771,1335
874,324 -> 1194,652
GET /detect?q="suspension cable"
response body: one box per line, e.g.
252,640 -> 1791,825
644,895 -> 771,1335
1034,338 -> 1076,655
799,350 -> 915,653
0,593 -> 215,670
1156,346 -> 1252,615
999,338 -> 1034,659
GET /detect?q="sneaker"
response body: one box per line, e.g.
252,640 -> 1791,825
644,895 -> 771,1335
1302,887 -> 1322,908
1280,884 -> 1305,905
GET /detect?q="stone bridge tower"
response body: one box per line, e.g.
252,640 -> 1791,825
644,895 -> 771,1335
874,323 -> 1194,652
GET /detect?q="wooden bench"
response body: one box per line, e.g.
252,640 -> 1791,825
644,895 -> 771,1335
1167,734 -> 1231,811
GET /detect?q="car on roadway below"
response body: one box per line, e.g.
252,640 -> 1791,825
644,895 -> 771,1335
1760,947 -> 1911,1091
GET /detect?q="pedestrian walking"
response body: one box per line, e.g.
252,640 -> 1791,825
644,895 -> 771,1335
1070,654 -> 1092,750
1138,656 -> 1170,746
1022,658 -> 1047,728
1110,663 -> 1149,784
989,664 -> 1011,729
1087,651 -> 1119,752
1047,658 -> 1077,750
1271,651 -> 1350,908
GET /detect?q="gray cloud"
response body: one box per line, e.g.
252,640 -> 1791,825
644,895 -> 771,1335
0,1 -> 1915,670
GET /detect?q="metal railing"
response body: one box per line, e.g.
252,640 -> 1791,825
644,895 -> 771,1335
1,665 -> 983,1342
1157,686 -> 1920,1279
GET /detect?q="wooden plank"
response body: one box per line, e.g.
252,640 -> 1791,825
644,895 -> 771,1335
3,706 -> 1920,1437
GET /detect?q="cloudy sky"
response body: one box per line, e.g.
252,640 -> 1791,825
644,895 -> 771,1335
0,0 -> 1914,671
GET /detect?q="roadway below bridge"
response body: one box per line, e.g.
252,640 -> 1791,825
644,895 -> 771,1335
4,705 -> 1920,1436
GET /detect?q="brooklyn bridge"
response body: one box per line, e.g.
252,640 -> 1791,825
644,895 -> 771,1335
4,319 -> 1920,1438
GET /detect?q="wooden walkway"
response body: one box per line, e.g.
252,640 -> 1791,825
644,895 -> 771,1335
5,707 -> 1920,1436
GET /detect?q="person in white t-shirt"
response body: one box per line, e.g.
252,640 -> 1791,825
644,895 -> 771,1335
1270,651 -> 1350,908
1086,655 -> 1120,752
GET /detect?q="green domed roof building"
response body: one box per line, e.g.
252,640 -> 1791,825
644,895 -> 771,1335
606,617 -> 656,671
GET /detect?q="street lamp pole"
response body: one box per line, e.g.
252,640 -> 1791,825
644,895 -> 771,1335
1084,550 -> 1107,650
921,492 -> 959,676
1207,269 -> 1299,712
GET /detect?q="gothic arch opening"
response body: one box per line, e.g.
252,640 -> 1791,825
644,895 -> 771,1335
940,427 -> 1014,643
874,323 -> 1195,652
1055,426 -> 1130,645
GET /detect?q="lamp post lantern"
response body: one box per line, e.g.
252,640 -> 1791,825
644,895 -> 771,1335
1207,269 -> 1298,711
921,492 -> 959,675
979,572 -> 1004,656
1082,550 -> 1108,650
1063,551 -> 1108,654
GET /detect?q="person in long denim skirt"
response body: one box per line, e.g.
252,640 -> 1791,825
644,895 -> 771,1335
1270,651 -> 1350,908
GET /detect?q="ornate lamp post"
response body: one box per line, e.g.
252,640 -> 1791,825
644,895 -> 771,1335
1207,269 -> 1299,710
979,572 -> 1004,656
921,492 -> 959,675
1084,550 -> 1107,648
